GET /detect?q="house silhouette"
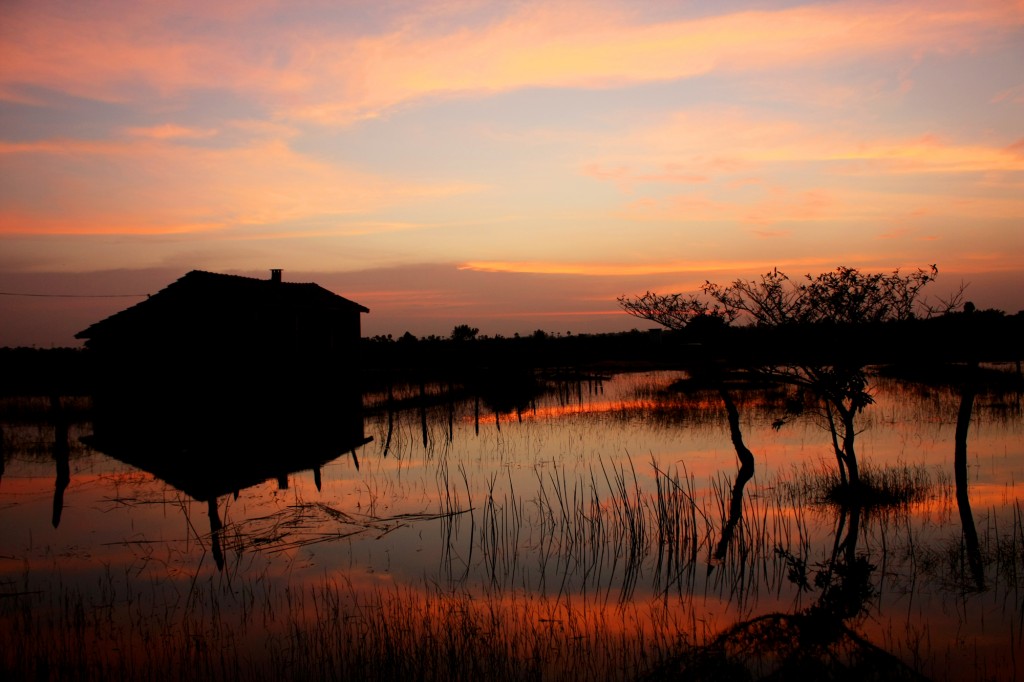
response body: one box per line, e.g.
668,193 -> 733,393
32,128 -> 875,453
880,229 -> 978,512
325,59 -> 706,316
76,269 -> 369,401
77,269 -> 368,355
74,271 -> 373,569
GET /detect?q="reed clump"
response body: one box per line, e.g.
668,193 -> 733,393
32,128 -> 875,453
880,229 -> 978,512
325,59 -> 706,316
778,461 -> 941,512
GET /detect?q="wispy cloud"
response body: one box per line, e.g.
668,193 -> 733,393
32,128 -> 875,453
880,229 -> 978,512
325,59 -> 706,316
459,256 -> 842,277
280,0 -> 1022,125
992,83 -> 1024,104
124,124 -> 219,140
580,103 -> 1024,233
0,134 -> 478,235
3,1 -> 1018,124
606,111 -> 1024,180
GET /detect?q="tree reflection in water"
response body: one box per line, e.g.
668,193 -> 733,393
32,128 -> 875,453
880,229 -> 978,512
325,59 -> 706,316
644,363 -> 1021,681
648,499 -> 928,681
710,386 -> 756,569
954,363 -> 985,592
50,395 -> 71,529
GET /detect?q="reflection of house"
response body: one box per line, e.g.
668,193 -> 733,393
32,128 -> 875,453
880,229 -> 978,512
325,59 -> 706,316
83,395 -> 372,571
83,402 -> 371,502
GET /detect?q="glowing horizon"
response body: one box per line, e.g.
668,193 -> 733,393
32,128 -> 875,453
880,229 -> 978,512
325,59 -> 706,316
2,0 -> 1022,346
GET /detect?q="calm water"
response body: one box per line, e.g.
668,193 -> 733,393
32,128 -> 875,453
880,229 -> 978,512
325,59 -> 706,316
1,370 -> 1022,680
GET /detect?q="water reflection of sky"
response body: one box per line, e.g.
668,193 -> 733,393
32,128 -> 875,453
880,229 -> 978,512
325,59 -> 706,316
1,370 -> 1022,680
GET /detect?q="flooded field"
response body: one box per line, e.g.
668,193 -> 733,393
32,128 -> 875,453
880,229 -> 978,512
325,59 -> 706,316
1,369 -> 1022,681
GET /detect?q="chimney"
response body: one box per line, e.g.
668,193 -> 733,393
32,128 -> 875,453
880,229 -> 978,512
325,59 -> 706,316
270,268 -> 282,283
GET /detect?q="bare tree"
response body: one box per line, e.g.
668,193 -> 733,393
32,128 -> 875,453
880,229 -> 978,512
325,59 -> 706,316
703,264 -> 941,325
616,291 -> 737,329
621,265 -> 949,490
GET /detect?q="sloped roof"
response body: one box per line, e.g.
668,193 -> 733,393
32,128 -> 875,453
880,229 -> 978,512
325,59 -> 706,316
75,270 -> 369,340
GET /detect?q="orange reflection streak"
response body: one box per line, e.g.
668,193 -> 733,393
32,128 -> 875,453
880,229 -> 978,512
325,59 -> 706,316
954,481 -> 1024,508
469,396 -> 722,424
0,469 -> 154,495
278,571 -> 761,657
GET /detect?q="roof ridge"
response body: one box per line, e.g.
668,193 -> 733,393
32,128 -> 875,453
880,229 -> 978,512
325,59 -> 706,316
75,270 -> 368,340
185,270 -> 323,286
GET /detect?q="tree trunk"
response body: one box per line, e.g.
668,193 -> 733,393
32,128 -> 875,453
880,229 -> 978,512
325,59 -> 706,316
840,404 -> 859,488
824,401 -> 848,487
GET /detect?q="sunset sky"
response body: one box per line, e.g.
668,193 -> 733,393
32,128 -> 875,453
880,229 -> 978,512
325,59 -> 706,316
2,0 -> 1022,346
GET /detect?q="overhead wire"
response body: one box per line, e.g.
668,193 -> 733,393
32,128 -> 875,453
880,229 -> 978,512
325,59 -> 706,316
0,291 -> 148,298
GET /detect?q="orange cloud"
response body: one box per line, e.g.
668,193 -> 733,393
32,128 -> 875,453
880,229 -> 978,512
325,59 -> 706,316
458,257 -> 842,277
124,124 -> 219,140
0,134 -> 478,236
580,105 -> 1024,235
615,111 -> 1024,179
619,183 -> 1024,228
830,137 -> 1024,175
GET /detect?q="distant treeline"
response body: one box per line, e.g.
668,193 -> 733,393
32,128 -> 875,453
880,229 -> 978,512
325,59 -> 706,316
363,307 -> 1022,368
0,346 -> 94,396
1,309 -> 1021,396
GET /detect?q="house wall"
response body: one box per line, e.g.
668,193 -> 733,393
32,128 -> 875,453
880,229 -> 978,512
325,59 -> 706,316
86,304 -> 365,401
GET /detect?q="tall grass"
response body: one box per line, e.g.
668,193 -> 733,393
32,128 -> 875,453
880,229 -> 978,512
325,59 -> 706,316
8,451 -> 1017,681
2,562 -> 696,681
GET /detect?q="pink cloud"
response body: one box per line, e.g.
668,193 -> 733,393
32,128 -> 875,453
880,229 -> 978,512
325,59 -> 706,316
124,124 -> 219,140
992,83 -> 1024,104
457,257 -> 842,278
3,1 -> 1019,124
